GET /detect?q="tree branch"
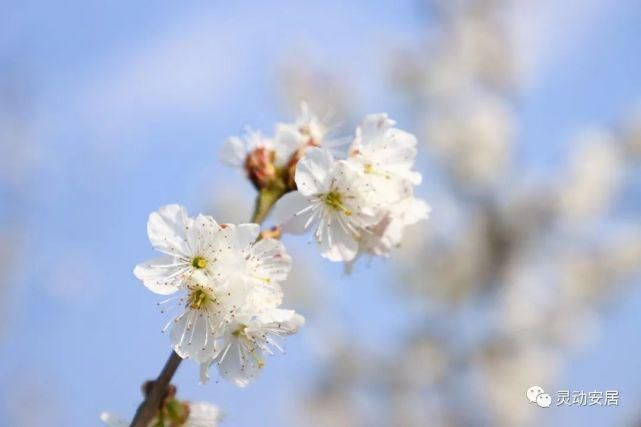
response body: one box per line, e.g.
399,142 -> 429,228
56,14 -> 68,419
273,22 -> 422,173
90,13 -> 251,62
130,351 -> 183,427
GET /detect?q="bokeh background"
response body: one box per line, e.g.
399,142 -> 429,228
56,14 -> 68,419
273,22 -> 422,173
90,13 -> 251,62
1,0 -> 641,426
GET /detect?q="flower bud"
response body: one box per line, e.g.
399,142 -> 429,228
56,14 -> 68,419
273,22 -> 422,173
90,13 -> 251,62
244,147 -> 278,190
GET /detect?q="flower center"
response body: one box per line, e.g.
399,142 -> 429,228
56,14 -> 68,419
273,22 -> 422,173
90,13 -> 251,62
191,256 -> 208,269
323,191 -> 352,216
187,287 -> 214,310
364,163 -> 374,174
232,324 -> 247,337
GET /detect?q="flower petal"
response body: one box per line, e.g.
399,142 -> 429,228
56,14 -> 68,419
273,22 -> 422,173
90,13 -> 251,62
236,223 -> 260,249
187,402 -> 224,427
171,308 -> 219,363
220,136 -> 247,167
295,147 -> 334,196
357,113 -> 395,142
217,339 -> 262,388
147,204 -> 191,257
317,213 -> 359,262
272,191 -> 317,234
100,412 -> 129,427
186,214 -> 219,257
273,124 -> 303,163
400,196 -> 431,225
250,238 -> 292,282
133,255 -> 185,295
255,308 -> 305,330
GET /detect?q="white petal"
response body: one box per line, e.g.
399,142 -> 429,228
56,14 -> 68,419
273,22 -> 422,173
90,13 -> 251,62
172,310 -> 216,362
147,204 -> 191,257
199,361 -> 211,384
256,308 -> 305,330
217,339 -> 262,388
100,412 -> 128,427
295,147 -> 334,196
272,191 -> 317,234
250,238 -> 292,281
220,136 -> 247,167
133,255 -> 185,295
400,197 -> 431,225
273,124 -> 303,163
351,114 -> 421,185
203,222 -> 237,260
245,283 -> 283,312
187,214 -> 219,257
359,113 -> 395,141
236,223 -> 260,249
317,213 -> 359,262
180,312 -> 218,363
186,402 -> 224,427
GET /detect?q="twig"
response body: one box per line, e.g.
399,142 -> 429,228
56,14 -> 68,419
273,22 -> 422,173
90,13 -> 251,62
130,351 -> 182,427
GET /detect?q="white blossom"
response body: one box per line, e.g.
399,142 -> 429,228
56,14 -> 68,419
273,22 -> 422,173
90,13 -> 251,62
273,113 -> 429,264
424,95 -> 515,187
133,204 -> 236,295
200,308 -> 304,387
559,129 -> 622,221
344,114 -> 429,263
348,113 -> 422,189
273,147 -> 381,261
100,401 -> 223,427
134,205 -> 303,383
184,402 -> 225,427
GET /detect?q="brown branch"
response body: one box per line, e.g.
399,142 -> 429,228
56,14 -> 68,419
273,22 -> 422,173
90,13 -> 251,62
130,351 -> 183,427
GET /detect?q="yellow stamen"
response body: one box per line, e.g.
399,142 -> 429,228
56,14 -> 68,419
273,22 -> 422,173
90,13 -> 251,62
187,288 -> 214,310
323,191 -> 352,216
192,256 -> 207,269
232,325 -> 247,337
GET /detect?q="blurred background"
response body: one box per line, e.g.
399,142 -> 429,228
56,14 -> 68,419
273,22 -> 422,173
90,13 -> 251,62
1,0 -> 641,426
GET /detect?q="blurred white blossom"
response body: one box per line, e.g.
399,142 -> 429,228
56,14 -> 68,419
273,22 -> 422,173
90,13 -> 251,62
101,401 -> 223,427
424,95 -> 515,187
559,129 -> 622,221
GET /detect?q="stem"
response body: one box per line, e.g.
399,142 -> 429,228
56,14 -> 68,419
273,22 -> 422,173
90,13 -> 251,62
130,352 -> 182,427
251,187 -> 286,224
129,188 -> 285,427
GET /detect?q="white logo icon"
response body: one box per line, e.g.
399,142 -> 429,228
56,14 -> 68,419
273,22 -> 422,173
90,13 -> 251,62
526,385 -> 544,403
526,386 -> 550,408
536,393 -> 552,408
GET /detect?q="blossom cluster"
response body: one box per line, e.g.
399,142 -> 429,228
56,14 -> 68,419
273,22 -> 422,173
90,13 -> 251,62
134,205 -> 304,387
126,103 -> 428,426
224,105 -> 430,265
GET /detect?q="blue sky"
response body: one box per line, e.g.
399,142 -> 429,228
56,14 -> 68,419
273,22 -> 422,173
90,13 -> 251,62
1,1 -> 641,426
